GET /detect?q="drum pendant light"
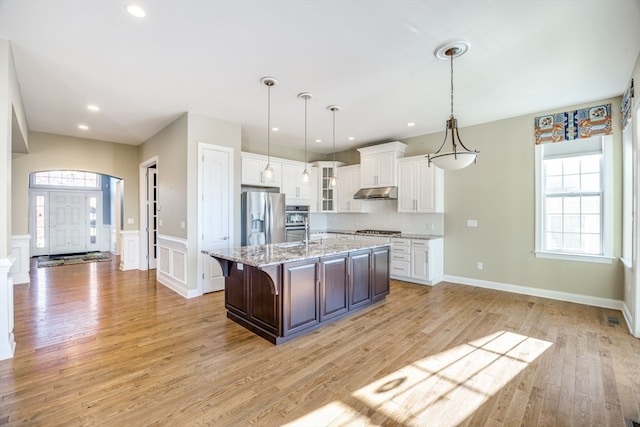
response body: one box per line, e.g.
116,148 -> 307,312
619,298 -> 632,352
261,77 -> 278,180
327,105 -> 341,187
428,41 -> 479,170
298,92 -> 313,183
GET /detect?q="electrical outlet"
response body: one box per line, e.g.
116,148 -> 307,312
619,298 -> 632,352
477,262 -> 483,270
467,219 -> 478,227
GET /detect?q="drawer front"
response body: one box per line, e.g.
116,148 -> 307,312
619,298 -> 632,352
390,260 -> 410,277
390,237 -> 411,246
390,252 -> 410,262
411,239 -> 429,248
391,245 -> 411,255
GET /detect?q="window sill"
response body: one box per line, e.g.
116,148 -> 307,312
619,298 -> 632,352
534,251 -> 614,264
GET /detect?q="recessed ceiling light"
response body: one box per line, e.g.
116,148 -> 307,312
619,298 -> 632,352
126,4 -> 146,18
272,127 -> 279,132
315,139 -> 322,143
87,104 -> 100,112
78,124 -> 89,130
348,137 -> 355,141
408,122 -> 415,127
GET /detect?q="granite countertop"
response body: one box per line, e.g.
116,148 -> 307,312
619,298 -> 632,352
203,239 -> 390,268
311,229 -> 443,240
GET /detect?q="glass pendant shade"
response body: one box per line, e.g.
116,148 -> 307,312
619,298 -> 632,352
302,168 -> 310,182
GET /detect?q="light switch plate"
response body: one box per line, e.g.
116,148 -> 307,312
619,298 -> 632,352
466,219 -> 478,227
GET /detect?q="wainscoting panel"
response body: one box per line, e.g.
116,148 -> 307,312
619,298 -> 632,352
0,257 -> 16,360
157,235 -> 188,298
10,235 -> 30,285
119,230 -> 140,271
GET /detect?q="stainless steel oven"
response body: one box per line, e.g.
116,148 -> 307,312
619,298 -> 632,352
285,205 -> 309,242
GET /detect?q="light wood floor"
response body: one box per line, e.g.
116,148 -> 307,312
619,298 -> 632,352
1,258 -> 639,426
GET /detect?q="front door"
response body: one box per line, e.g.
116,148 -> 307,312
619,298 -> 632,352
49,191 -> 87,254
200,145 -> 232,293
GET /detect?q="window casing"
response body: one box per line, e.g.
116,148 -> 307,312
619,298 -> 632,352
535,135 -> 613,264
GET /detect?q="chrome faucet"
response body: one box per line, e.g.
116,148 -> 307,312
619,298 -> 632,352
303,217 -> 310,244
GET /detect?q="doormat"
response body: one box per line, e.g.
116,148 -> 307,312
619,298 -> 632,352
37,252 -> 111,268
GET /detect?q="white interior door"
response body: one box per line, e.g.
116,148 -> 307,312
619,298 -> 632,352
49,191 -> 86,254
201,146 -> 232,293
147,167 -> 158,269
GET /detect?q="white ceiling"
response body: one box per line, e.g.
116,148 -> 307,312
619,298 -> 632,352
1,0 -> 639,154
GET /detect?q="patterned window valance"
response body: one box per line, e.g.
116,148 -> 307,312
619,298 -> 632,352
534,103 -> 612,145
621,79 -> 634,131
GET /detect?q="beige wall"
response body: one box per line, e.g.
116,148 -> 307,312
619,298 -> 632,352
139,113 -> 189,239
334,97 -> 624,301
11,132 -> 140,235
1,38 -> 28,257
186,112 -> 242,290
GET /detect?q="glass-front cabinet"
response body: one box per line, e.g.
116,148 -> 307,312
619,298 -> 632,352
313,161 -> 344,213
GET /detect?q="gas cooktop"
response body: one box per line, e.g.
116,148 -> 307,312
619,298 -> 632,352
355,229 -> 402,236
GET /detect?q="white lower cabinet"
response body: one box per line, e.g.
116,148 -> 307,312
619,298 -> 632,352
390,237 -> 443,285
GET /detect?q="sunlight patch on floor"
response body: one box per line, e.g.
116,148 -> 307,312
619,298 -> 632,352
353,331 -> 552,425
284,331 -> 552,426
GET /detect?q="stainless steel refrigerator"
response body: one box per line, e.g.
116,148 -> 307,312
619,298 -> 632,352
241,191 -> 286,246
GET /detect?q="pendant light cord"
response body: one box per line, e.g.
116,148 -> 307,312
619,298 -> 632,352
267,83 -> 271,163
304,96 -> 308,164
450,52 -> 454,119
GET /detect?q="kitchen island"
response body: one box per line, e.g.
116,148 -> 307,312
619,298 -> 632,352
203,240 -> 390,344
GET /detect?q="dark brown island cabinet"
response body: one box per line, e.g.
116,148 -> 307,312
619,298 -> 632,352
211,245 -> 390,344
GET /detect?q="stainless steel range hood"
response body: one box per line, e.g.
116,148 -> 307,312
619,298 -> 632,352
353,186 -> 398,200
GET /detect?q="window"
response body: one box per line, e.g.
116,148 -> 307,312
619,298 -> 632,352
535,135 -> 613,263
31,170 -> 100,189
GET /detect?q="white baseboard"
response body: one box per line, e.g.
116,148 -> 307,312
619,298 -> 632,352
444,275 -> 624,310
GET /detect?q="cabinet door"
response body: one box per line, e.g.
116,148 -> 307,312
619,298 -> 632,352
319,255 -> 349,321
371,247 -> 390,301
410,244 -> 429,281
282,162 -> 312,203
241,154 -> 282,187
319,166 -> 337,212
376,151 -> 396,186
397,160 -> 417,212
241,155 -> 265,186
416,160 -> 437,212
360,155 -> 378,187
349,250 -> 372,309
283,259 -> 319,336
337,166 -> 361,212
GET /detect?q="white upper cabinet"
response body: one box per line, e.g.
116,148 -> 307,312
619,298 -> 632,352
241,152 -> 282,187
397,155 -> 444,213
281,161 -> 312,204
337,165 -> 363,213
357,141 -> 407,187
312,161 -> 343,213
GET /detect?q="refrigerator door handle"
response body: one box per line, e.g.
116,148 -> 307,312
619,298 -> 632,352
265,195 -> 271,243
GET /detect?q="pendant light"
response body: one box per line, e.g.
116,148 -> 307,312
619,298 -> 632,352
261,76 -> 277,180
327,105 -> 341,187
298,92 -> 313,183
428,41 -> 479,170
